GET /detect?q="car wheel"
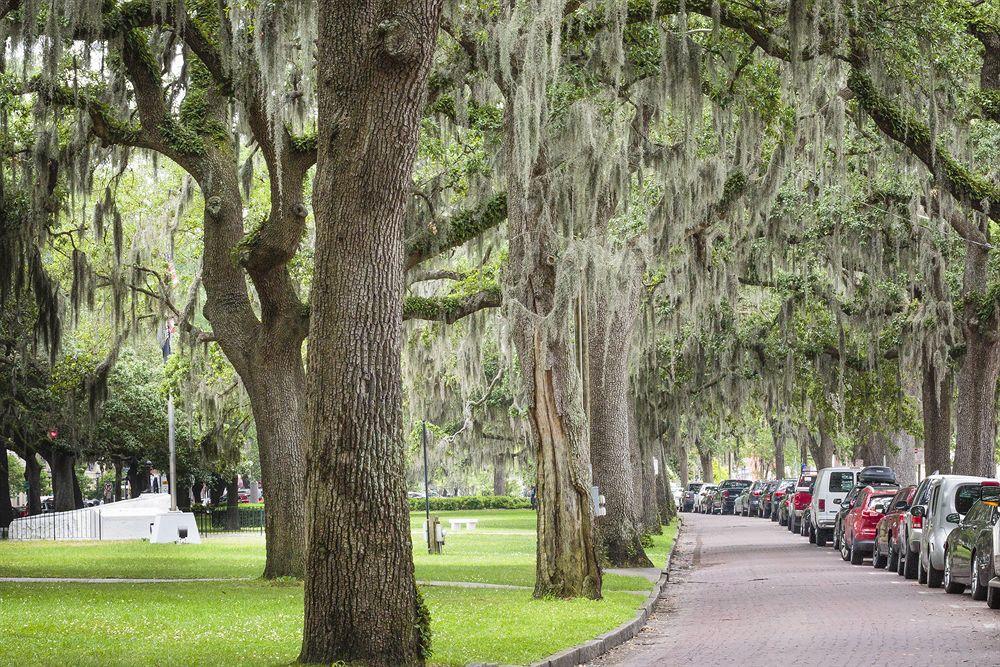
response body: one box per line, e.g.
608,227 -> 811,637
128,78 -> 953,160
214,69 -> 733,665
971,553 -> 987,601
808,524 -> 816,544
904,546 -> 918,580
944,550 -> 965,594
918,554 -> 928,584
873,546 -> 887,569
841,536 -> 851,562
850,541 -> 864,565
927,556 -> 944,589
833,528 -> 841,551
988,580 -> 1000,609
887,542 -> 899,572
815,528 -> 827,547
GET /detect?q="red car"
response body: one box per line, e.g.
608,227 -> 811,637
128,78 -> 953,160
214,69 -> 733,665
788,472 -> 817,534
841,487 -> 898,565
873,484 -> 916,571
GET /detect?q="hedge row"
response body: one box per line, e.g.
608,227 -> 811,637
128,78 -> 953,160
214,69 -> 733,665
407,495 -> 532,511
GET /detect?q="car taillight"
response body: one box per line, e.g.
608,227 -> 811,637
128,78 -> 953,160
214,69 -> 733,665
753,490 -> 760,496
722,490 -> 729,498
912,515 -> 922,529
818,499 -> 826,511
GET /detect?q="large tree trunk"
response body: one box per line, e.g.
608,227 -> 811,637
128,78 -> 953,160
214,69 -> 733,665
658,442 -> 675,523
769,418 -> 786,478
588,287 -> 651,568
0,446 -> 14,528
72,466 -> 84,508
492,455 -> 506,496
678,441 -> 689,488
243,347 -> 307,578
640,437 -> 661,535
47,449 -> 76,512
225,476 -> 240,531
954,243 -> 1000,476
699,448 -> 713,483
113,460 -> 123,502
300,1 -> 442,662
23,450 -> 41,515
921,361 -> 953,475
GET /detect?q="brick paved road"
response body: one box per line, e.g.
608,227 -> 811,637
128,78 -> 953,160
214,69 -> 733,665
593,511 -> 1000,666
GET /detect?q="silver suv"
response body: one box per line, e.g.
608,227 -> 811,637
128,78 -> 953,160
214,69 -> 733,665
915,474 -> 993,588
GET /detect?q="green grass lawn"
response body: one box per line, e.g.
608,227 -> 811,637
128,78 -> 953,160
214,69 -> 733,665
0,510 -> 679,665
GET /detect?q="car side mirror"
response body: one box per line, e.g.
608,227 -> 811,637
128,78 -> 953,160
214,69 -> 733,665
910,505 -> 924,518
833,498 -> 842,505
946,513 -> 960,524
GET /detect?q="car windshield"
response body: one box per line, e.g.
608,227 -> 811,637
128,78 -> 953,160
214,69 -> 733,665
688,484 -> 703,492
720,480 -> 752,489
828,472 -> 855,493
955,484 -> 983,515
798,475 -> 816,487
867,495 -> 894,512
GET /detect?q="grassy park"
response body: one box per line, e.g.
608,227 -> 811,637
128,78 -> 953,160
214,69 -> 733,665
0,511 -> 677,666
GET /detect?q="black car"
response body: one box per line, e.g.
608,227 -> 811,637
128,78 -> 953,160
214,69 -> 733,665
741,480 -> 768,516
681,482 -> 704,512
759,480 -> 779,518
715,479 -> 753,515
943,483 -> 1000,606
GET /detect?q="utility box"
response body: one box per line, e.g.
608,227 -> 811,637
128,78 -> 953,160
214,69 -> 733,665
424,515 -> 445,554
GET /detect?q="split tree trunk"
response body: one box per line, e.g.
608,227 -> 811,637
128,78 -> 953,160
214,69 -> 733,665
921,361 -> 952,475
300,1 -> 442,662
954,242 -> 1000,477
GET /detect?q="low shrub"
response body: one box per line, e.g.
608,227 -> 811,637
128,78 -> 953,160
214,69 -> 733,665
407,495 -> 532,512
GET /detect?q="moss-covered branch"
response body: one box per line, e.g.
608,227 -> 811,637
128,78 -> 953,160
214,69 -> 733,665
848,65 -> 1000,222
405,194 -> 508,270
403,284 -> 503,324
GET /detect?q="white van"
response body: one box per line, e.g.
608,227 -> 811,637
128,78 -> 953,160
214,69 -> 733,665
809,467 -> 861,546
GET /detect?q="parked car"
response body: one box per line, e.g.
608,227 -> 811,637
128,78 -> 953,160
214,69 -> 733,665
899,474 -> 939,579
759,480 -> 778,518
681,482 -> 705,512
695,484 -> 718,513
740,481 -> 767,516
840,486 -> 898,564
942,482 -> 1000,599
787,472 -> 817,533
772,479 -> 796,524
873,484 -> 916,570
917,474 -> 995,588
833,484 -> 865,551
714,479 -> 753,515
733,487 -> 750,515
810,467 -> 860,547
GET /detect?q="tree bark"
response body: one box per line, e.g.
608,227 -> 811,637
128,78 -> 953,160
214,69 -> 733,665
0,446 -> 14,528
588,287 -> 651,567
23,450 -> 41,515
640,436 -> 661,535
921,360 -> 953,475
954,241 -> 1000,477
225,475 -> 240,531
808,422 -> 834,471
47,449 -> 76,512
658,442 -> 675,523
699,448 -> 713,483
113,460 -> 123,502
300,0 -> 442,662
243,347 -> 307,578
769,418 -> 785,478
492,455 -> 506,496
72,466 -> 84,508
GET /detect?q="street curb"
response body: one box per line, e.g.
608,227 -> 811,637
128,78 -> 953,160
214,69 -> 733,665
522,517 -> 685,667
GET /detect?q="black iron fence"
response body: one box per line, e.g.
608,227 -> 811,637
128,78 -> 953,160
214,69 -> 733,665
192,506 -> 265,534
1,507 -> 102,541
